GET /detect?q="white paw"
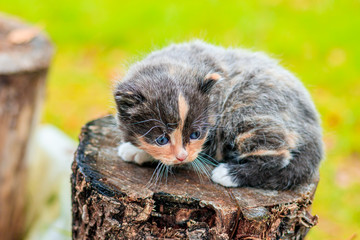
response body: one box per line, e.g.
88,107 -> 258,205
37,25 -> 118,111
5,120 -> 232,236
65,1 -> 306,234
211,164 -> 238,187
117,142 -> 152,165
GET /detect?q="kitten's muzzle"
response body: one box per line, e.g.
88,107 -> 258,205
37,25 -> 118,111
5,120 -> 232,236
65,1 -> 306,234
176,149 -> 188,162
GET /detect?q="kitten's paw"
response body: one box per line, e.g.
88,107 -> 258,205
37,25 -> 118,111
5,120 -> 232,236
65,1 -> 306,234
211,164 -> 238,187
117,142 -> 152,165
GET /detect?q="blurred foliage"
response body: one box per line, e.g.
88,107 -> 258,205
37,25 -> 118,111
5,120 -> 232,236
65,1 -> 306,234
1,0 -> 360,239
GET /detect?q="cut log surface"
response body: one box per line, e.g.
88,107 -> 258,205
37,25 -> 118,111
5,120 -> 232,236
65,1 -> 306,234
72,116 -> 319,240
0,14 -> 53,240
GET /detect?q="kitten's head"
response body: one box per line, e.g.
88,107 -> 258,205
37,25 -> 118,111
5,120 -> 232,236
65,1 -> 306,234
114,63 -> 220,165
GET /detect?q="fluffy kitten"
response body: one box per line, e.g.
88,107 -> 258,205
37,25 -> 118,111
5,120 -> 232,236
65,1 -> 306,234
114,40 -> 323,190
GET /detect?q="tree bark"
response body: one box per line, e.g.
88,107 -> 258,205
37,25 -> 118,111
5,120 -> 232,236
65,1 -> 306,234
0,14 -> 53,240
72,116 -> 319,240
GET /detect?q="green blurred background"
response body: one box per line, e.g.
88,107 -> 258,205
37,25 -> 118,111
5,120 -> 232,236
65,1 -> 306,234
2,0 -> 360,239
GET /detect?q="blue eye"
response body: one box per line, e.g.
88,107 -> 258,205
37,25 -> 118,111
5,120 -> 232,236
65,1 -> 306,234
156,135 -> 169,145
190,131 -> 201,140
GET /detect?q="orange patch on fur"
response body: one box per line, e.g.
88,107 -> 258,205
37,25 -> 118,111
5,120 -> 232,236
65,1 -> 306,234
170,128 -> 182,146
138,138 -> 175,165
176,93 -> 206,162
169,128 -> 185,160
205,73 -> 221,81
186,136 -> 207,161
286,132 -> 298,148
241,149 -> 290,159
166,93 -> 189,160
235,132 -> 254,145
178,94 -> 189,127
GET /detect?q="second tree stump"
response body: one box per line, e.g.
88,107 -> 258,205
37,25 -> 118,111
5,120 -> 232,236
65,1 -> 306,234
0,14 -> 53,240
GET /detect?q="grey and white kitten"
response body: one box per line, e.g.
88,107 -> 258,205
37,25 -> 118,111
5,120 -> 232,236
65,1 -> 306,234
114,40 -> 323,190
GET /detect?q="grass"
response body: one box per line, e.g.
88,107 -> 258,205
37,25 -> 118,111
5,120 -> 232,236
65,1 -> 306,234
2,0 -> 360,239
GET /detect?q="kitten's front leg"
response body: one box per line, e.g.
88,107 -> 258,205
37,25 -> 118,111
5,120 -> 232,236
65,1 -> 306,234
211,164 -> 239,187
210,119 -> 304,190
117,142 -> 153,165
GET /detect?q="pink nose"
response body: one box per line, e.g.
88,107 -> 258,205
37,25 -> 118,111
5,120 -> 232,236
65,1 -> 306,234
176,156 -> 186,161
176,151 -> 188,162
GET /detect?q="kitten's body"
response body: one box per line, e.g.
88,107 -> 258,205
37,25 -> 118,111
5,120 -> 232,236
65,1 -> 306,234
114,41 -> 323,190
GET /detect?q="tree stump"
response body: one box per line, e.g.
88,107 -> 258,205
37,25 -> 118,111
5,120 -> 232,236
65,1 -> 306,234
72,116 -> 319,240
0,14 -> 53,240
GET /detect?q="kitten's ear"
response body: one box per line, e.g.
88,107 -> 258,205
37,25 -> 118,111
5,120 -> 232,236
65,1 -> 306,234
114,84 -> 145,112
199,73 -> 221,94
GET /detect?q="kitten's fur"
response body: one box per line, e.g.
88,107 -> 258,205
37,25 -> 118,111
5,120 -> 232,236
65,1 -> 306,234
114,40 -> 323,190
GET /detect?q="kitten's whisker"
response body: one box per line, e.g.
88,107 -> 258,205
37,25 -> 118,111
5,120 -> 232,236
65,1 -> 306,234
194,112 -> 224,122
198,152 -> 219,165
159,163 -> 167,185
147,161 -> 162,188
197,157 -> 213,173
193,159 -> 206,180
193,102 -> 218,122
155,162 -> 166,186
198,158 -> 216,168
140,125 -> 162,138
132,119 -> 165,126
166,122 -> 178,131
155,102 -> 165,125
168,165 -> 174,176
191,161 -> 204,183
196,162 -> 206,183
153,163 -> 162,187
111,135 -> 122,146
156,163 -> 164,185
198,158 -> 212,174
141,103 -> 167,126
194,158 -> 211,179
165,165 -> 170,184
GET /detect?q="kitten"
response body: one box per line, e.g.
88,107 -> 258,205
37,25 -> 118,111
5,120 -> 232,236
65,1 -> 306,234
114,40 -> 323,190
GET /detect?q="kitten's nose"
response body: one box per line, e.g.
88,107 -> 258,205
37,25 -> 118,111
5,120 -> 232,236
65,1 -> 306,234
176,150 -> 188,162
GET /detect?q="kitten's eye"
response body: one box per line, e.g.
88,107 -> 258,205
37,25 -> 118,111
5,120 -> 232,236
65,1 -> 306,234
156,135 -> 169,145
190,131 -> 201,140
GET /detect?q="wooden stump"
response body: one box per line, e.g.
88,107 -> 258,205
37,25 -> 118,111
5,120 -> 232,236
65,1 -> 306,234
0,14 -> 53,240
72,116 -> 319,240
